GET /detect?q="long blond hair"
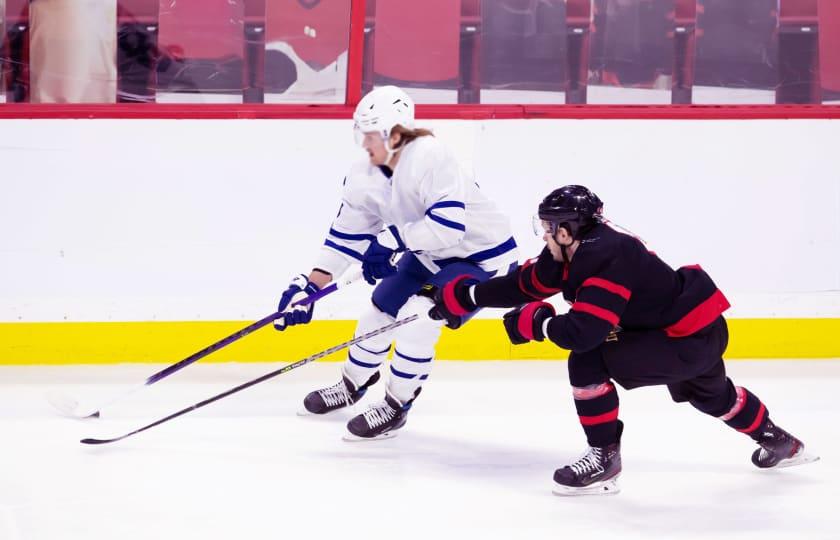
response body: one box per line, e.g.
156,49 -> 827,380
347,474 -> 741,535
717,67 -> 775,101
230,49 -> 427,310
391,125 -> 434,148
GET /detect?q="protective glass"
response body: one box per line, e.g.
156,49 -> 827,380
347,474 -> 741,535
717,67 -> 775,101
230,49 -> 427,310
532,215 -> 559,236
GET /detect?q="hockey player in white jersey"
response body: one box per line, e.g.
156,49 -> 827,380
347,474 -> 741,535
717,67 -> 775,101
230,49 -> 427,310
274,85 -> 518,440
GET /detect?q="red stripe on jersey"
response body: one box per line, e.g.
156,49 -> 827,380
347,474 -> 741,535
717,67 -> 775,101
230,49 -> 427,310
581,277 -> 632,300
665,289 -> 731,337
579,408 -> 619,426
517,259 -> 560,298
530,265 -> 562,295
517,260 -> 541,299
737,403 -> 767,434
571,302 -> 620,326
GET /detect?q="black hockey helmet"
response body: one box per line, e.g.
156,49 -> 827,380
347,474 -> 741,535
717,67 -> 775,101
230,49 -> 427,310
537,185 -> 604,240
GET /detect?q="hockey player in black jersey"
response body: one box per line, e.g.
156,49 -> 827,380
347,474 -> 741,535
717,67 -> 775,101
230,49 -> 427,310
429,185 -> 818,496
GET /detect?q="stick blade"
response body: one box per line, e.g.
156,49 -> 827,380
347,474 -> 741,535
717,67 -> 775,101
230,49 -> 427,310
80,437 -> 120,445
45,391 -> 101,419
45,390 -> 79,417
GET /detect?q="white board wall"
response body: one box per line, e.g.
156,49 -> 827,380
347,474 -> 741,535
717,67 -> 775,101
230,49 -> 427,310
1,118 -> 838,322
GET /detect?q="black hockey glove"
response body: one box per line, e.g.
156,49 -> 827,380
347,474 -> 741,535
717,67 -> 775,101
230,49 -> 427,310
503,302 -> 556,344
427,274 -> 480,330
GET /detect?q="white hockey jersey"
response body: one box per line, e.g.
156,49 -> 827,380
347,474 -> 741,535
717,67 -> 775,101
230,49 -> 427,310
313,136 -> 518,278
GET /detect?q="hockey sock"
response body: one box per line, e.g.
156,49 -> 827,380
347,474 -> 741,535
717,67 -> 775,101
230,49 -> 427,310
718,386 -> 769,440
573,382 -> 621,447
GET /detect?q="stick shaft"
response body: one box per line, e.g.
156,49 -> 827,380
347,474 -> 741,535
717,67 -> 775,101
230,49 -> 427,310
81,314 -> 417,445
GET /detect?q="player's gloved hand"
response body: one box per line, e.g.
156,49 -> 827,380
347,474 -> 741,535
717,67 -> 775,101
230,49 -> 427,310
273,274 -> 321,331
502,302 -> 556,344
362,225 -> 406,285
428,274 -> 480,330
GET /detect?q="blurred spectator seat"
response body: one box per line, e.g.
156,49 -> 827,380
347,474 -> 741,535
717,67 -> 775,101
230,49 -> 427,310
2,0 -> 28,102
566,0 -> 592,103
694,0 -> 777,103
480,0 -> 566,104
818,0 -> 840,101
671,0 -> 697,103
29,0 -> 117,103
363,0 -> 465,103
588,0 -> 673,104
117,0 -> 159,102
263,0 -> 351,102
777,0 -> 820,103
156,0 -> 246,102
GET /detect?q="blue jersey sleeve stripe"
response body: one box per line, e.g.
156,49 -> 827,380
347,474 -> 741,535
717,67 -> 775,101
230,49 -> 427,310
426,212 -> 467,232
433,236 -> 518,267
427,201 -> 465,212
468,236 -> 517,261
328,227 -> 376,242
324,239 -> 364,261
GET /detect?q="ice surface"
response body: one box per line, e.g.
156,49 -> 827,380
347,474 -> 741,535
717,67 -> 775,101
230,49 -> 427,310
1,360 -> 837,540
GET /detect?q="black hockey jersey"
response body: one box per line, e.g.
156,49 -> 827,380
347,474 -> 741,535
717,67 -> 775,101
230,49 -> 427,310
473,223 -> 730,353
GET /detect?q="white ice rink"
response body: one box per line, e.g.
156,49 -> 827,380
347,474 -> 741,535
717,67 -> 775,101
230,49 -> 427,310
2,360 -> 838,540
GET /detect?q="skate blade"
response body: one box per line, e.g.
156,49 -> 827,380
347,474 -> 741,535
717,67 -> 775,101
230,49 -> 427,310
552,477 -> 620,497
342,431 -> 398,442
774,450 -> 820,469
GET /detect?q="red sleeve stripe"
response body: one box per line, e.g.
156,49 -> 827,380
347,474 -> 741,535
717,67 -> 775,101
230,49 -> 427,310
517,260 -> 545,299
737,403 -> 767,434
580,277 -> 632,300
530,266 -> 562,295
665,289 -> 731,337
571,302 -> 620,326
579,408 -> 619,426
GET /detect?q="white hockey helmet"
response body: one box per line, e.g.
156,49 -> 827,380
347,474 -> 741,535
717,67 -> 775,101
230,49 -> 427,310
353,85 -> 415,142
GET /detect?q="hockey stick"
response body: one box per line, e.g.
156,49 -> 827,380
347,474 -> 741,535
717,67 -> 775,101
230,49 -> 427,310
80,314 -> 417,445
48,269 -> 364,419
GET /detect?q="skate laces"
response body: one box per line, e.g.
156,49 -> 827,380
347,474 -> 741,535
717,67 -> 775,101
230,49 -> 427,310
569,447 -> 605,476
361,400 -> 397,428
320,380 -> 353,408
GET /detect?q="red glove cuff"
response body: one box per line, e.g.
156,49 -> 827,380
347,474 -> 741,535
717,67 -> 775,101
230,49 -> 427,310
442,274 -> 477,317
517,301 -> 555,341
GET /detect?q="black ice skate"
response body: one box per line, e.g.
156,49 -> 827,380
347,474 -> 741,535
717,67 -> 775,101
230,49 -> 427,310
300,371 -> 381,415
343,388 -> 417,441
552,442 -> 622,496
752,419 -> 819,469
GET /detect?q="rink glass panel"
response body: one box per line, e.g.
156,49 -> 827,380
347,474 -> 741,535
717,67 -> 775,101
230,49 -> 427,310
0,0 -> 838,105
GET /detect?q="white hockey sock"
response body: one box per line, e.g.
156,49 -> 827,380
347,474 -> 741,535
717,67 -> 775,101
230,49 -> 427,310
386,295 -> 443,404
343,305 -> 395,387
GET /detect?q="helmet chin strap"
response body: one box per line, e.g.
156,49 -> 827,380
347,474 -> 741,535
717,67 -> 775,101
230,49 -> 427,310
383,130 -> 405,167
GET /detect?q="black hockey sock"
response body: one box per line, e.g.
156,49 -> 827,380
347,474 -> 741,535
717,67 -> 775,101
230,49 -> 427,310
573,382 -> 621,447
719,386 -> 769,440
